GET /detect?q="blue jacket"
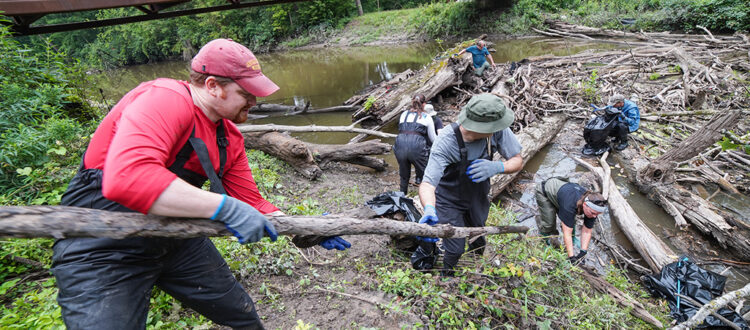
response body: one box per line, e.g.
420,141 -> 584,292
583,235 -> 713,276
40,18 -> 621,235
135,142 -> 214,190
616,99 -> 640,132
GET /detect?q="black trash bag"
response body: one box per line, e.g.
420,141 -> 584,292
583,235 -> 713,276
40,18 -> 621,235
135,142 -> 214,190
642,257 -> 750,329
582,108 -> 621,156
365,191 -> 421,223
410,241 -> 439,270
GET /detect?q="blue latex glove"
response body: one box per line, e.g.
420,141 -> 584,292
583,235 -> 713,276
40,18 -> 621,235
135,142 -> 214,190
417,205 -> 439,243
212,195 -> 277,244
466,159 -> 504,183
319,236 -> 351,250
572,226 -> 581,248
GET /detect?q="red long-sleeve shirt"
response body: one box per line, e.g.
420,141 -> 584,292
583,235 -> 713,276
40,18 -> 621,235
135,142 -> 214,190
84,78 -> 278,215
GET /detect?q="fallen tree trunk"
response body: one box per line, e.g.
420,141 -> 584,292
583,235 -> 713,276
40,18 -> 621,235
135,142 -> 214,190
250,103 -> 359,114
574,156 -> 676,273
305,140 -> 390,171
580,265 -> 664,328
348,47 -> 473,143
237,123 -> 396,139
244,131 -> 321,179
0,206 -> 529,240
489,114 -> 567,200
617,146 -> 750,260
640,110 -> 742,184
243,132 -> 392,179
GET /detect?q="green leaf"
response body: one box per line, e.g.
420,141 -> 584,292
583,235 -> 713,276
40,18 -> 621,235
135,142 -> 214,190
15,167 -> 32,176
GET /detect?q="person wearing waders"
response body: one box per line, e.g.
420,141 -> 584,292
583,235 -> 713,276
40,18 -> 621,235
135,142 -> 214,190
535,177 -> 608,265
394,94 -> 436,194
416,93 -> 523,276
51,39 -> 349,330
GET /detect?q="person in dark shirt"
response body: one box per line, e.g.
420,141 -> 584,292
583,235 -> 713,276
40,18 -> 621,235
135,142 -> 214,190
535,177 -> 608,264
423,103 -> 444,136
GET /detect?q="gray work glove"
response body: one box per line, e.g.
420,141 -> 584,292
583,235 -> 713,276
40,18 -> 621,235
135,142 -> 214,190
212,195 -> 278,244
466,159 -> 505,183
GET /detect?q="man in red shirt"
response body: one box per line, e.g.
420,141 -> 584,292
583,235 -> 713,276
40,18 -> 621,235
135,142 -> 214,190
52,39 -> 283,329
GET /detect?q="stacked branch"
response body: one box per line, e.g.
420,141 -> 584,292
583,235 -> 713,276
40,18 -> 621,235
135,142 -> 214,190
341,22 -> 749,261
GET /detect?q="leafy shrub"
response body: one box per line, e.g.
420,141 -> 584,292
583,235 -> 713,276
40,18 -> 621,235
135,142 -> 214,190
0,21 -> 96,205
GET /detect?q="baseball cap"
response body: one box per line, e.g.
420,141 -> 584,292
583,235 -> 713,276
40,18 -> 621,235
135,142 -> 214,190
423,104 -> 437,116
191,38 -> 279,97
457,93 -> 514,133
607,94 -> 625,107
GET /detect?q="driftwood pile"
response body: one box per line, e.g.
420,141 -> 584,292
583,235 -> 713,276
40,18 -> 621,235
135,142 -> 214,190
344,20 -> 750,265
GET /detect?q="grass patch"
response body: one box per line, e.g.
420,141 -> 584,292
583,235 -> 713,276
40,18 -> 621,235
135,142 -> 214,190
369,203 -> 671,328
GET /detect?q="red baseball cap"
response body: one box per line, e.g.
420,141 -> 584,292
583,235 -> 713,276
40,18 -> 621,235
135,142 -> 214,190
191,38 -> 279,97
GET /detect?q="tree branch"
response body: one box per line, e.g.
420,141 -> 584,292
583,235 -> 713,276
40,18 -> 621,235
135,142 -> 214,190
0,206 -> 528,240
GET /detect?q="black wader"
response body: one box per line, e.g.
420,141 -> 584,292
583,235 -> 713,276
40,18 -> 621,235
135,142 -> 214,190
435,123 -> 493,276
609,121 -> 629,144
394,112 -> 430,194
52,118 -> 264,329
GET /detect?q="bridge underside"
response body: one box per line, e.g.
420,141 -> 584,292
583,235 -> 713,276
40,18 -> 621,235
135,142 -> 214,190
1,0 -> 314,35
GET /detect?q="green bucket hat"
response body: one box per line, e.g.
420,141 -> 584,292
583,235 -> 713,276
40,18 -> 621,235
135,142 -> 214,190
457,93 -> 514,134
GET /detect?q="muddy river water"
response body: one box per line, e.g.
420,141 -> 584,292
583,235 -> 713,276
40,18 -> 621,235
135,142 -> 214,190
92,39 -> 749,289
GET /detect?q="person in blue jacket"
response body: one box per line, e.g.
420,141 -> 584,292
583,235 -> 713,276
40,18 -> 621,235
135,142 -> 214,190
456,40 -> 496,77
603,94 -> 640,150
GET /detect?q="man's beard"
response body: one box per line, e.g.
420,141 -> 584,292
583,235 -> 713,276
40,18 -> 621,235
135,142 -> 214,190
232,109 -> 248,124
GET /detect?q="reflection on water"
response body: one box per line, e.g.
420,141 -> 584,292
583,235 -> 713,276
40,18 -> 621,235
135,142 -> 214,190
90,38 -> 619,110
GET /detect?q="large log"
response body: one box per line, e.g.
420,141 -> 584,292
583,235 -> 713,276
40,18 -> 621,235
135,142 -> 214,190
244,131 -> 321,179
489,114 -> 567,200
574,157 -> 676,273
0,206 -> 529,240
640,110 -> 742,184
305,140 -> 390,171
349,49 -> 473,143
237,123 -> 396,139
616,147 -> 750,260
243,132 -> 392,179
250,103 -> 359,115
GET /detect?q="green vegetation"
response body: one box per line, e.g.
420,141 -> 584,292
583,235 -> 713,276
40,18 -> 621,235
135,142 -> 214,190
333,204 -> 669,328
0,22 -> 98,207
14,0 -> 439,67
480,0 -> 748,35
581,69 -> 600,104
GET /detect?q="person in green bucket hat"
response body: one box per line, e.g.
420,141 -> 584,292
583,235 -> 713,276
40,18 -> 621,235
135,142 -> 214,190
414,93 -> 523,276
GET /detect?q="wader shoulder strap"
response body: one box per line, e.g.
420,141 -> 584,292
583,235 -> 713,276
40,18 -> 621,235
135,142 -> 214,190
188,135 -> 227,194
166,84 -> 229,194
451,123 -> 467,162
216,121 -> 228,178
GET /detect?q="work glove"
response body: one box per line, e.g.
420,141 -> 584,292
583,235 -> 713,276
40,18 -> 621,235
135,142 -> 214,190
212,195 -> 277,244
466,159 -> 504,183
417,205 -> 439,243
572,226 -> 581,249
319,236 -> 351,250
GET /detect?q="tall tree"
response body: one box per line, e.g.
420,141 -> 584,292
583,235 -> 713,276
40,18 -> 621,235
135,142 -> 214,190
355,0 -> 363,15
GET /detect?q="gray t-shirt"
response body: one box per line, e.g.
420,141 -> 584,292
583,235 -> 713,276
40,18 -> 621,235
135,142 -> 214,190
423,126 -> 522,186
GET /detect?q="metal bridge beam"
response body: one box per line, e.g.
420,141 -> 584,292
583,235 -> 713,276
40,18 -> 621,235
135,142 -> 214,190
2,0 -> 314,35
